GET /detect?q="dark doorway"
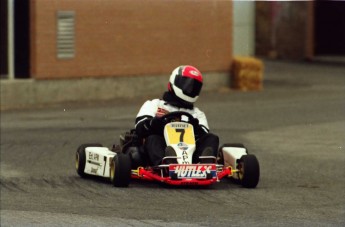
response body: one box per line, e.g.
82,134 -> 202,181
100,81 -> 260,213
0,0 -> 30,79
0,0 -> 8,78
14,0 -> 30,78
314,1 -> 345,56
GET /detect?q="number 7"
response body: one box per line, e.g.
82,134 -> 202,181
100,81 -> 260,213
175,129 -> 185,142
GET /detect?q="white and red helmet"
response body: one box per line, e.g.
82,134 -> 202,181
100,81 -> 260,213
168,65 -> 203,103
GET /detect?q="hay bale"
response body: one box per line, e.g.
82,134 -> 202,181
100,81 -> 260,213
231,57 -> 264,91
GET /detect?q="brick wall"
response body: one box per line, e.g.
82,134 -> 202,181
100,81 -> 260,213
30,0 -> 233,79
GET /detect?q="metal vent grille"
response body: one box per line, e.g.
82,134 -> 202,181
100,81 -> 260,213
57,11 -> 75,59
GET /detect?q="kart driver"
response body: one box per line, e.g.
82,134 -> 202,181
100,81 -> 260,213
135,65 -> 219,166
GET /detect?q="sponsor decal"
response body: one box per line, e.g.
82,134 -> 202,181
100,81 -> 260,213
190,70 -> 200,77
183,66 -> 203,82
170,123 -> 188,128
177,142 -> 188,151
89,152 -> 99,161
182,150 -> 188,163
91,167 -> 98,174
169,165 -> 216,179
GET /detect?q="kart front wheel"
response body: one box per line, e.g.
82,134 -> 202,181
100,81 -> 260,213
76,143 -> 102,178
238,154 -> 260,188
110,153 -> 131,187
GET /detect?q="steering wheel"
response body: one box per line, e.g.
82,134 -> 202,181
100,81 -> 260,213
161,111 -> 196,124
149,111 -> 199,135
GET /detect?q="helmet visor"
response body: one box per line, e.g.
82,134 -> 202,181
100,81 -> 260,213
174,76 -> 203,98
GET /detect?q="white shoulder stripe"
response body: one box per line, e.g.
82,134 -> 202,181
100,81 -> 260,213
135,117 -> 149,128
201,125 -> 209,133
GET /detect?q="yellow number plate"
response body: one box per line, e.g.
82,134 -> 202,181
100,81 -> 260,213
164,123 -> 195,145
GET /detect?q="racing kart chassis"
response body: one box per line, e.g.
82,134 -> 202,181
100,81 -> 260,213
76,141 -> 260,188
76,112 -> 260,188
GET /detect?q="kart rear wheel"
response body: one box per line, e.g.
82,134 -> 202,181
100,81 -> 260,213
238,154 -> 260,188
76,143 -> 102,178
110,153 -> 131,187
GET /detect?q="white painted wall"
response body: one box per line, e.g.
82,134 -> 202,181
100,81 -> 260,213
233,1 -> 255,56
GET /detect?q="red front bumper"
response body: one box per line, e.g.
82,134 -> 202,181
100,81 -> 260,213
131,165 -> 234,186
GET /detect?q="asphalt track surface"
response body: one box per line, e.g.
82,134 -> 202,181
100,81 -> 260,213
1,61 -> 345,226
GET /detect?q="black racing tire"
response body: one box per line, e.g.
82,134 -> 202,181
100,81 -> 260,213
76,143 -> 102,178
217,150 -> 224,165
110,152 -> 131,187
238,154 -> 260,188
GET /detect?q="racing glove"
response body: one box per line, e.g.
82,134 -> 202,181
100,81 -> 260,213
135,116 -> 152,138
192,119 -> 209,140
135,116 -> 166,138
189,118 -> 199,128
149,117 -> 166,134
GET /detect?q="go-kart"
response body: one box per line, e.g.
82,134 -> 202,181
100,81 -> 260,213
76,111 -> 260,188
